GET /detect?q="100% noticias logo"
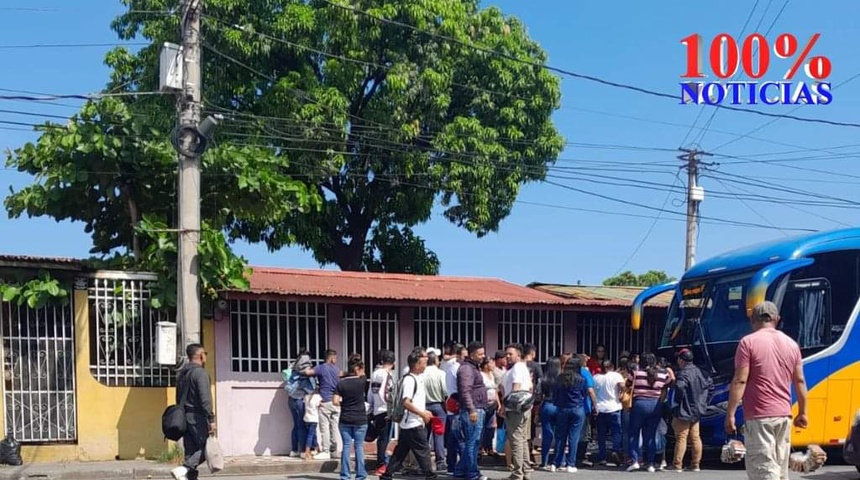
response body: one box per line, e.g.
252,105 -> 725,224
679,33 -> 832,106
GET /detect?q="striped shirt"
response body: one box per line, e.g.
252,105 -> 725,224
631,369 -> 669,399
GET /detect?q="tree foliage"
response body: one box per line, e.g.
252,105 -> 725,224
6,0 -> 563,280
602,270 -> 676,287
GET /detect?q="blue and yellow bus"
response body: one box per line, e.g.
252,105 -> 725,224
631,228 -> 860,449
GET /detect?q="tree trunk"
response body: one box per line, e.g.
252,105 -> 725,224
121,185 -> 141,260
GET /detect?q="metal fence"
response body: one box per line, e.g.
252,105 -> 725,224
498,309 -> 565,363
88,273 -> 176,387
230,299 -> 328,373
1,299 -> 77,442
343,307 -> 398,369
576,312 -> 662,361
413,306 -> 483,350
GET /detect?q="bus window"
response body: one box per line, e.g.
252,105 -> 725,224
779,278 -> 830,351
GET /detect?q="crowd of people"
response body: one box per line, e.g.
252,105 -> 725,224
167,300 -> 808,480
283,340 -> 718,480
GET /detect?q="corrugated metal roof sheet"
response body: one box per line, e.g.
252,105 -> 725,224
0,254 -> 86,269
528,283 -> 673,308
246,267 -> 576,305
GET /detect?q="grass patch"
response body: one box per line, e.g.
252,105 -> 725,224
156,444 -> 184,464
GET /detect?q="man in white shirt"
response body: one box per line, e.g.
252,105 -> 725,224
367,350 -> 397,475
501,343 -> 533,480
381,348 -> 436,480
593,360 -> 625,466
424,349 -> 449,472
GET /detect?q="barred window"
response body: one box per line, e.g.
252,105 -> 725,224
577,313 -> 660,361
89,274 -> 176,387
413,306 -> 483,350
230,299 -> 327,373
343,307 -> 398,368
499,309 -> 564,363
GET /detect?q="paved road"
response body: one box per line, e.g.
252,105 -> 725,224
204,464 -> 859,480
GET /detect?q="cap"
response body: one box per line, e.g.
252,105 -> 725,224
427,347 -> 442,356
494,350 -> 506,359
752,301 -> 779,320
677,349 -> 694,362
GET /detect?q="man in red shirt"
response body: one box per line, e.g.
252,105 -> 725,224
725,301 -> 809,480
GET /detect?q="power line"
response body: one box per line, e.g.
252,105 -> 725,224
0,42 -> 149,49
320,0 -> 860,129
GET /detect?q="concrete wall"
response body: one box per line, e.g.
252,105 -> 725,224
14,289 -> 216,463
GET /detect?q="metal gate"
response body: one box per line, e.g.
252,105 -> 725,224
576,312 -> 661,360
499,309 -> 564,363
343,307 -> 399,369
0,300 -> 77,442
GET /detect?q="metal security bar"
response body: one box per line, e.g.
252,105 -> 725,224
89,274 -> 175,387
1,300 -> 77,442
499,309 -> 564,363
413,306 -> 483,350
343,307 -> 398,369
576,312 -> 661,361
230,299 -> 328,373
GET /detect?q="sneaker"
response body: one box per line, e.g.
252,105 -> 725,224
566,467 -> 578,473
647,465 -> 656,473
170,466 -> 189,480
313,452 -> 331,460
675,468 -> 684,473
660,461 -> 667,471
375,466 -> 387,476
626,463 -> 640,472
691,468 -> 701,472
550,465 -> 557,472
289,451 -> 301,458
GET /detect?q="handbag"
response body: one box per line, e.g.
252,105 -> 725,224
205,435 -> 225,473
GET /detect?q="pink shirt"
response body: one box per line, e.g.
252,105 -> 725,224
734,327 -> 802,420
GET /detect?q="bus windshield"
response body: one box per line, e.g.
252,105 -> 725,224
660,273 -> 754,372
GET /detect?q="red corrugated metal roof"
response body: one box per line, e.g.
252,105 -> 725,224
246,267 -> 575,305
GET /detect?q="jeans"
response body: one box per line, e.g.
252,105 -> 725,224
628,397 -> 661,465
445,414 -> 459,472
480,403 -> 497,452
288,397 -> 308,453
539,402 -> 558,466
426,403 -> 447,469
305,422 -> 318,452
454,409 -> 485,480
553,406 -> 585,467
596,411 -> 622,461
372,413 -> 393,467
339,423 -> 368,480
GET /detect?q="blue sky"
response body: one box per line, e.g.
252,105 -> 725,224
1,1 -> 859,286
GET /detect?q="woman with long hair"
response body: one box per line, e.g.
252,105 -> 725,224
479,357 -> 499,456
538,356 -> 561,468
627,353 -> 670,472
550,355 -> 592,472
334,358 -> 369,480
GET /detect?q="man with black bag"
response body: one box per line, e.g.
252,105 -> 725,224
171,344 -> 216,480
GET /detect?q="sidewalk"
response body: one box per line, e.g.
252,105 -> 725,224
0,454 -> 512,480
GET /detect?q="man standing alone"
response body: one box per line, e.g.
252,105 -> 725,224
672,349 -> 711,472
171,344 -> 215,480
726,301 -> 809,480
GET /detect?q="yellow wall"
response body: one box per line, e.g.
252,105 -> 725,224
12,289 -> 216,463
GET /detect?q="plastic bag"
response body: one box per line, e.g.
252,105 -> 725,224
790,444 -> 827,473
0,435 -> 22,466
205,435 -> 224,473
495,425 -> 506,453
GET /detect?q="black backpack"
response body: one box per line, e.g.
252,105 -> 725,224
162,370 -> 190,441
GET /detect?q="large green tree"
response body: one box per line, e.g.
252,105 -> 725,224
602,270 -> 676,287
7,0 -> 563,277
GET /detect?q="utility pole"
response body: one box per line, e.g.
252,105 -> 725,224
176,0 -> 203,348
678,148 -> 712,271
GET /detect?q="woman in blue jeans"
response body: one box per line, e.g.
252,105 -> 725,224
551,355 -> 596,473
334,358 -> 370,480
627,353 -> 670,472
537,356 -> 561,468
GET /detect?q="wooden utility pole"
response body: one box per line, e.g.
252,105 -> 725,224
177,0 -> 203,347
679,148 -> 712,271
